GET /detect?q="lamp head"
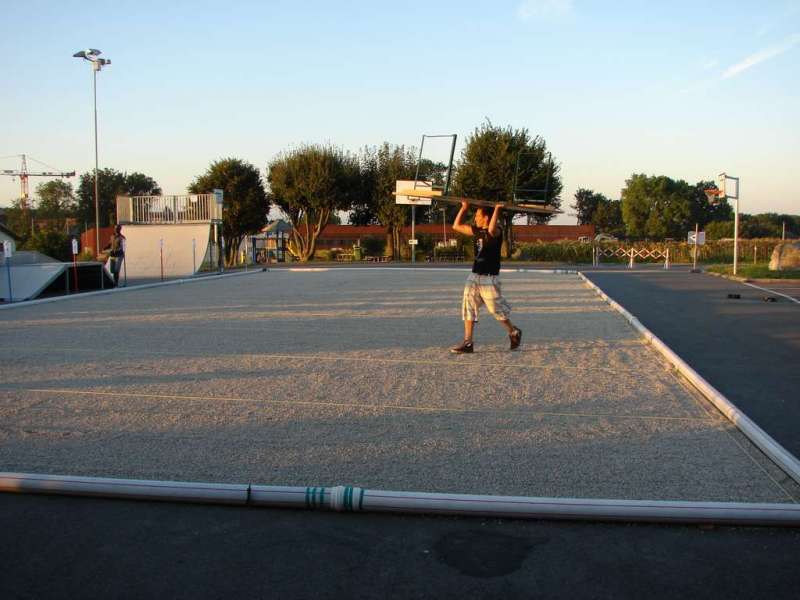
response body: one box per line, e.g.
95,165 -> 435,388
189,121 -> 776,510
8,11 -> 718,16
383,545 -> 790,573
72,48 -> 103,61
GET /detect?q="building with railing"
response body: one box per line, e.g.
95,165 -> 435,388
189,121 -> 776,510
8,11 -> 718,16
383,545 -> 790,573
116,193 -> 223,225
115,191 -> 224,280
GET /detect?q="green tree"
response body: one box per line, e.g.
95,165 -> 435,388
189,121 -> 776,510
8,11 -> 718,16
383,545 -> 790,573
572,188 -> 607,225
706,220 -> 734,240
35,180 -> 77,229
189,158 -> 269,265
356,143 -> 419,259
2,198 -> 33,244
268,145 -> 359,262
77,169 -> 161,228
622,175 -> 736,240
591,198 -> 624,236
454,121 -> 562,257
24,229 -> 72,261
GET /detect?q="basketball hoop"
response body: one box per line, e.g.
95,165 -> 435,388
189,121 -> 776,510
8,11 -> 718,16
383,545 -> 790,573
704,188 -> 724,205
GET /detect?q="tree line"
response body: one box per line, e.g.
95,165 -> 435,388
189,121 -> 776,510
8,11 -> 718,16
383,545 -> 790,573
3,121 -> 562,262
4,120 -> 797,263
572,175 -> 799,241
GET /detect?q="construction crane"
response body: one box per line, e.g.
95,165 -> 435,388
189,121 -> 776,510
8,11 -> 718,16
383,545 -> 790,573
0,154 -> 76,210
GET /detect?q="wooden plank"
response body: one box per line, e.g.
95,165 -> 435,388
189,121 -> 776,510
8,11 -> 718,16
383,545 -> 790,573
393,188 -> 443,198
393,189 -> 560,215
434,195 -> 561,215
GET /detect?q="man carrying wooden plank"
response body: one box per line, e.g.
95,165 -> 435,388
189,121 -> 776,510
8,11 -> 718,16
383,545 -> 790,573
450,201 -> 522,354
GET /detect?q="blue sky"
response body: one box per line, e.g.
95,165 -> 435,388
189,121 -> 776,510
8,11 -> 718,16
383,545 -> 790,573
1,0 -> 798,224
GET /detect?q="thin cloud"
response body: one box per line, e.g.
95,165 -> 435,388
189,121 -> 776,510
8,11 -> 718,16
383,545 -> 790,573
722,33 -> 800,79
701,58 -> 719,71
517,0 -> 574,21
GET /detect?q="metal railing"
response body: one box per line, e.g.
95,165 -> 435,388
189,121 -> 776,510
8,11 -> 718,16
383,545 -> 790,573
117,194 -> 223,224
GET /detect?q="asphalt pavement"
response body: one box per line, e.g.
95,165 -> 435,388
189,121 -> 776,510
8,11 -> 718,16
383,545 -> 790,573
583,268 -> 800,459
2,492 -> 800,600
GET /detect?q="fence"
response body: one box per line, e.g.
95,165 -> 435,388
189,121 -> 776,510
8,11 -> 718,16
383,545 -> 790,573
514,239 -> 784,265
117,194 -> 223,225
593,246 -> 670,269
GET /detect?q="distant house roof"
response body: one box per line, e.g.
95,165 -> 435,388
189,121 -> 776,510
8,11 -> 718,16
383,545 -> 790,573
0,222 -> 20,241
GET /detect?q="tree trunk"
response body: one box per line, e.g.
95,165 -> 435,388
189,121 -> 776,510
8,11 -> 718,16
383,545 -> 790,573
289,209 -> 329,262
501,214 -> 515,259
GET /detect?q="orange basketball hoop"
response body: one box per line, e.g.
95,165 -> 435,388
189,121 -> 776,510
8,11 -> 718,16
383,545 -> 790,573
704,188 -> 724,205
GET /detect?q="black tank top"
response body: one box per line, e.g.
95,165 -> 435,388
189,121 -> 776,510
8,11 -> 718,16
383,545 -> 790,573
472,226 -> 502,275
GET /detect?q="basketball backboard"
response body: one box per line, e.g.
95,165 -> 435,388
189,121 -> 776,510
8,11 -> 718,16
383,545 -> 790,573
719,173 -> 739,199
395,180 -> 433,205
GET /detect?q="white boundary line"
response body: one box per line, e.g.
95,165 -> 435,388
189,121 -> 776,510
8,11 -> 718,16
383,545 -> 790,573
0,269 -> 266,311
742,281 -> 800,305
578,271 -> 800,485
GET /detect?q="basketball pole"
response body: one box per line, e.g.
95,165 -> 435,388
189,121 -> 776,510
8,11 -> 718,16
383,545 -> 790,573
733,194 -> 740,276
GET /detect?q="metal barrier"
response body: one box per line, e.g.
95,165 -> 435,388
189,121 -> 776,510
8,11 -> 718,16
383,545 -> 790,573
117,194 -> 222,225
593,246 -> 670,269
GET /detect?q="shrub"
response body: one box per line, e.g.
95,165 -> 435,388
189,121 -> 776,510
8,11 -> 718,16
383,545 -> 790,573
23,229 -> 72,262
513,241 -> 593,263
416,233 -> 436,254
361,236 -> 385,256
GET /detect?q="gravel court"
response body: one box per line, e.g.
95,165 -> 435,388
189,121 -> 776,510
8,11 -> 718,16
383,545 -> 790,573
0,269 -> 795,503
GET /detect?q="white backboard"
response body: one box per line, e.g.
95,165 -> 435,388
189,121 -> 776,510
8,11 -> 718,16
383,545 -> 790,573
395,180 -> 433,206
719,174 -> 739,200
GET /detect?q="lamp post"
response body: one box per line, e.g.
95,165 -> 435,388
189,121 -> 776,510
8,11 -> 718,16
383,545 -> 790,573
441,207 -> 447,244
73,48 -> 111,257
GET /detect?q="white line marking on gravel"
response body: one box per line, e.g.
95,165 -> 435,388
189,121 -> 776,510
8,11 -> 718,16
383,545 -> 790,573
16,388 -> 718,422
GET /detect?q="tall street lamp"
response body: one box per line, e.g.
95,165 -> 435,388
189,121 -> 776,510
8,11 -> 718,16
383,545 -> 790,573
73,48 -> 111,257
440,207 -> 447,244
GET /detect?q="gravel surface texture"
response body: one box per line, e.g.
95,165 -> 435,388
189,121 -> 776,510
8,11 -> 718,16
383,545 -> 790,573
0,269 -> 795,502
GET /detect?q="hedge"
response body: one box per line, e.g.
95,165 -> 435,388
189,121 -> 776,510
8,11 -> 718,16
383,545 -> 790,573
512,239 -> 785,264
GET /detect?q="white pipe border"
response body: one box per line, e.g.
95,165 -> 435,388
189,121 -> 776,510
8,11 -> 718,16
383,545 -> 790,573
578,272 -> 800,485
0,472 -> 248,504
0,268 -> 266,311
2,472 -> 799,527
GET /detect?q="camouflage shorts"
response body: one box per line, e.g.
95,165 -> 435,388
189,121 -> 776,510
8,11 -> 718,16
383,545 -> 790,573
461,273 -> 511,322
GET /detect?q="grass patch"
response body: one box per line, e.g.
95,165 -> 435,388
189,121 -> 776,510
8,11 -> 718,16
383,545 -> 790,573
706,263 -> 800,279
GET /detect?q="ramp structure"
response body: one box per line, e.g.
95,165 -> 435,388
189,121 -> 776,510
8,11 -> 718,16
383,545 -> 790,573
116,193 -> 224,280
0,251 -> 111,302
0,262 -> 69,302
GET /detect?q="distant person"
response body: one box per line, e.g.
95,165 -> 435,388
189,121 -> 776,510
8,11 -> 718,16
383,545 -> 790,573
450,201 -> 522,353
106,225 -> 126,287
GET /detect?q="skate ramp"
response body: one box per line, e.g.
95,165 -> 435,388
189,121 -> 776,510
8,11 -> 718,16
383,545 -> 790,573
122,224 -> 213,280
0,263 -> 65,301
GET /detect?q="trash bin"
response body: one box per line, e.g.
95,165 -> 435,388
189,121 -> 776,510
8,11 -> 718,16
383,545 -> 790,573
353,246 -> 362,261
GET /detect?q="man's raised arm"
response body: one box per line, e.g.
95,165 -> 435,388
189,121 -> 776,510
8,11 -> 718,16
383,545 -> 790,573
452,201 -> 473,236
